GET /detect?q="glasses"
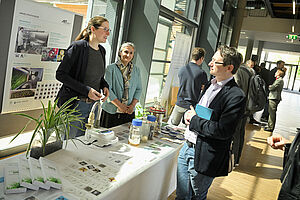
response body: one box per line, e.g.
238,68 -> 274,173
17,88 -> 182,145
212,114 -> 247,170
210,59 -> 224,66
98,26 -> 111,33
214,61 -> 224,65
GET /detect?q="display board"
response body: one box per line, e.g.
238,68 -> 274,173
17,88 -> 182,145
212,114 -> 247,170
1,0 -> 75,113
161,32 -> 192,102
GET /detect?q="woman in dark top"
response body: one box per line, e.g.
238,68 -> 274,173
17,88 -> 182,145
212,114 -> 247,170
56,16 -> 110,138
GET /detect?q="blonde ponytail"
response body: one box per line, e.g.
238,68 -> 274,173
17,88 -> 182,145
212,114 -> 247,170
75,28 -> 89,41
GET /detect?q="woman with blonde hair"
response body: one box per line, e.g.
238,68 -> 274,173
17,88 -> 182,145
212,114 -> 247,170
56,16 -> 110,138
100,42 -> 142,128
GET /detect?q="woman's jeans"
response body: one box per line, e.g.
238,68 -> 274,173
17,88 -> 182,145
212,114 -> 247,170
69,100 -> 94,138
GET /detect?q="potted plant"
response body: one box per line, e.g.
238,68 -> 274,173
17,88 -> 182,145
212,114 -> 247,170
10,97 -> 83,158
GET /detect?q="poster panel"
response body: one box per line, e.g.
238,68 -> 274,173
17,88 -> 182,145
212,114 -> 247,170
161,32 -> 192,101
1,0 -> 75,113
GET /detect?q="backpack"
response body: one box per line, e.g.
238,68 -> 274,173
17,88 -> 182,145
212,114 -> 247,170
240,67 -> 267,113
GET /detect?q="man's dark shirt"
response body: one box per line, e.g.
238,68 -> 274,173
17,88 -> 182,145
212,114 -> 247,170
270,67 -> 278,85
176,62 -> 208,109
259,68 -> 271,87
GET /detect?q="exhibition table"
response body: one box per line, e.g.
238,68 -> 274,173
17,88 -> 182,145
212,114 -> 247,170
0,123 -> 183,200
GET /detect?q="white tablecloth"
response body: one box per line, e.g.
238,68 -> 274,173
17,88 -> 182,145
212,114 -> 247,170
0,124 -> 182,200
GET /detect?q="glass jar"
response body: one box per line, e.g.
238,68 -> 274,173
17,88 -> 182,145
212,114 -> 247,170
140,117 -> 150,143
147,115 -> 156,140
128,119 -> 142,146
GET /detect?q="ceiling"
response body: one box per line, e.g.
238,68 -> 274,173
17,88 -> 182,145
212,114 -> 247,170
266,0 -> 300,19
246,0 -> 300,19
242,0 -> 300,47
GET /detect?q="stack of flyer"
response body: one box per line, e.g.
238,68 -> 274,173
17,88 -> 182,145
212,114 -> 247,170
39,157 -> 62,189
18,157 -> 39,191
28,157 -> 50,190
3,157 -> 61,194
4,163 -> 27,194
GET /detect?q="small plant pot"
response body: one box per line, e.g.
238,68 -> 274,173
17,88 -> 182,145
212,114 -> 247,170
30,140 -> 63,159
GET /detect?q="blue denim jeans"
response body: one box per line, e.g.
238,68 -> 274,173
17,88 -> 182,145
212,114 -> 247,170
69,101 -> 94,138
176,142 -> 214,200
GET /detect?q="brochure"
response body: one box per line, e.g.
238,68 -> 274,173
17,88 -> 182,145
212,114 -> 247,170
4,163 -> 27,194
18,157 -> 39,190
39,157 -> 62,189
28,157 -> 50,190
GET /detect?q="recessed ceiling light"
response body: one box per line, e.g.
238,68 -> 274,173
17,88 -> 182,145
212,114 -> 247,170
293,0 -> 296,15
241,31 -> 246,34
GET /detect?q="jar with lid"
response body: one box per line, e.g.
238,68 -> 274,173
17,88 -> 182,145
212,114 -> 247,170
128,119 -> 142,146
147,115 -> 156,140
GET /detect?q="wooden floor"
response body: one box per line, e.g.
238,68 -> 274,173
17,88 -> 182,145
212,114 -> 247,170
168,91 -> 300,200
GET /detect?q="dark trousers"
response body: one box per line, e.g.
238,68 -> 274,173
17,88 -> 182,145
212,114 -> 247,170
261,99 -> 269,119
262,91 -> 270,119
232,116 -> 247,165
100,110 -> 135,128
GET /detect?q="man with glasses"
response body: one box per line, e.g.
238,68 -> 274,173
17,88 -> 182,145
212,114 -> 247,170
176,46 -> 246,200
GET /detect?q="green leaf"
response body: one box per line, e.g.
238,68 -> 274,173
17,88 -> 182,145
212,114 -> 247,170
10,120 -> 31,143
26,120 -> 43,157
14,96 -> 83,157
35,177 -> 44,182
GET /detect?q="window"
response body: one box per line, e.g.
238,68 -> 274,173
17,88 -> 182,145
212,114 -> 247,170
161,0 -> 189,18
145,16 -> 191,103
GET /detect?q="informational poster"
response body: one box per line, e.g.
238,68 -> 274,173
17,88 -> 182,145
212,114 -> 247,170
1,0 -> 75,113
161,32 -> 192,102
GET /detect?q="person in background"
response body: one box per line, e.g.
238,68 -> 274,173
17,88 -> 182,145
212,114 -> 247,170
246,58 -> 261,125
100,42 -> 142,128
259,62 -> 271,122
232,59 -> 254,166
270,60 -> 285,85
56,16 -> 110,138
168,47 -> 208,126
252,56 -> 261,74
267,131 -> 300,199
264,67 -> 287,132
176,46 -> 245,200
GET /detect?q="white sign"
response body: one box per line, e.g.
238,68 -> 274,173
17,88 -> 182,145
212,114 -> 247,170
1,0 -> 75,113
161,32 -> 192,101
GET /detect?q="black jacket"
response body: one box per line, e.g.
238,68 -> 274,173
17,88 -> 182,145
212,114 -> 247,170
270,67 -> 278,85
55,39 -> 109,107
190,78 -> 246,177
278,132 -> 300,200
259,68 -> 271,87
